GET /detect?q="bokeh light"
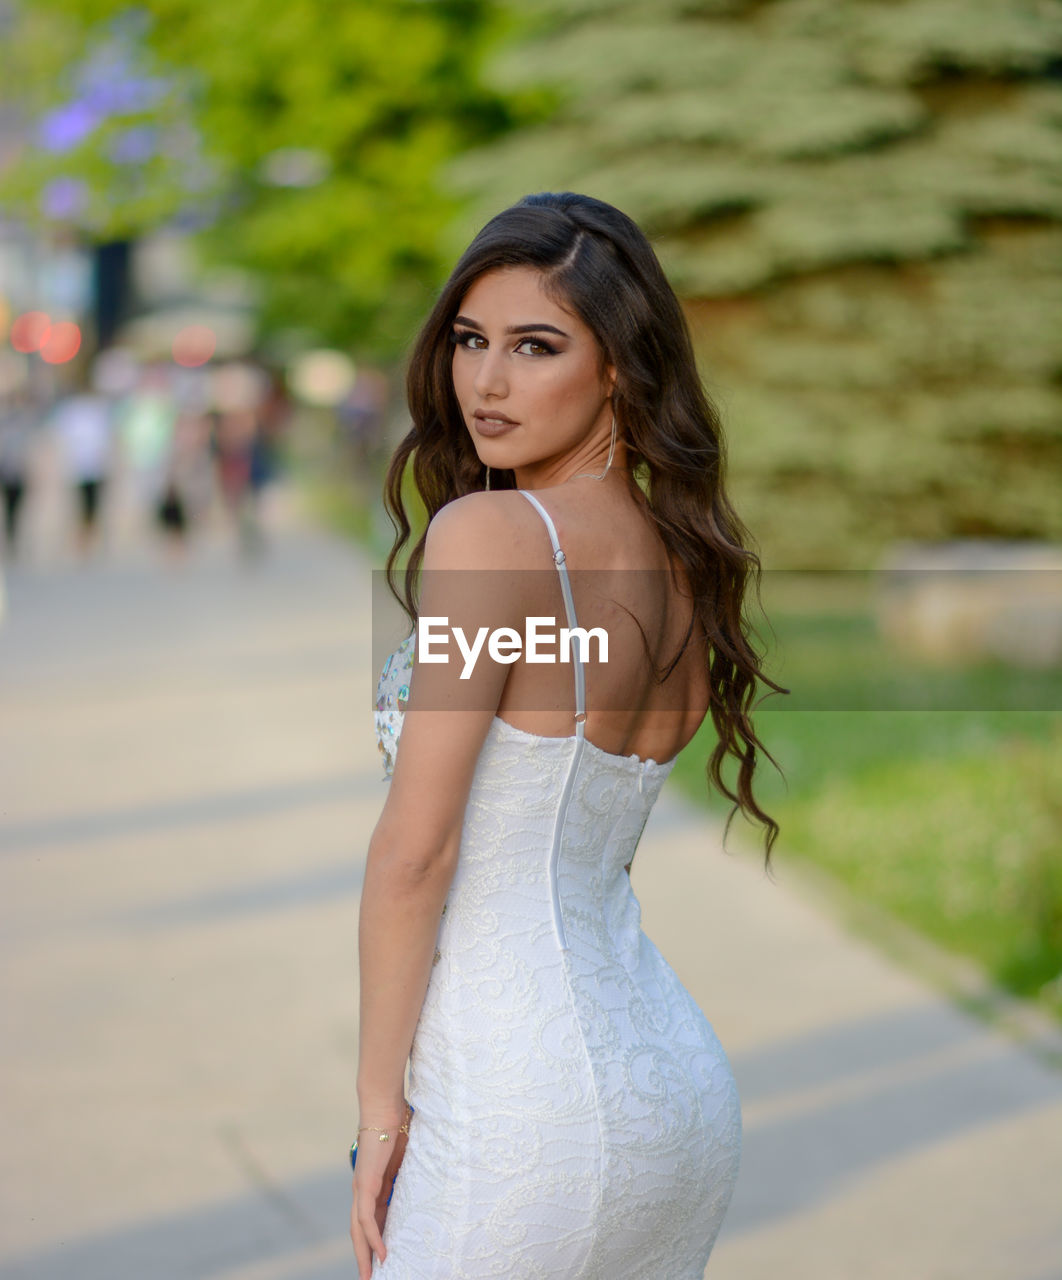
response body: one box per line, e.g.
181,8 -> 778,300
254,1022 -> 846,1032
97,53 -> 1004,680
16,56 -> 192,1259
39,321 -> 82,364
288,349 -> 356,407
259,147 -> 330,188
173,324 -> 217,367
10,311 -> 52,353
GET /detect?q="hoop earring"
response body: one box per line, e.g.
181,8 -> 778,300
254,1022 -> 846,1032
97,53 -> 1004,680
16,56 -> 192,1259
484,465 -> 491,491
572,412 -> 617,482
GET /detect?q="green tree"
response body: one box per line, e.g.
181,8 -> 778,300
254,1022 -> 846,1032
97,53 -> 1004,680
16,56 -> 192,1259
447,0 -> 1062,567
3,0 -> 544,356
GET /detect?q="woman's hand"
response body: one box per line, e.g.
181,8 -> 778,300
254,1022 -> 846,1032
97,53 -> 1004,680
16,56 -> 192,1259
350,1104 -> 412,1278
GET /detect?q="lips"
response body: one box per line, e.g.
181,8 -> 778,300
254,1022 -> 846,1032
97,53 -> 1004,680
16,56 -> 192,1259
473,409 -> 520,437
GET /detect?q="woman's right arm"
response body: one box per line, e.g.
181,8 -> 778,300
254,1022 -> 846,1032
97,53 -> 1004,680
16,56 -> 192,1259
351,494 -> 524,1276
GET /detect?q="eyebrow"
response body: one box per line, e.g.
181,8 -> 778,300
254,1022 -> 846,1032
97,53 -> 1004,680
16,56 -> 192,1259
453,315 -> 571,339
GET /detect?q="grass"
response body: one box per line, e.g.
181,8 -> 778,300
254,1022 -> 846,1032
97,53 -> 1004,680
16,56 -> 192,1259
775,723 -> 1062,1004
670,593 -> 1062,1022
749,572 -> 1062,712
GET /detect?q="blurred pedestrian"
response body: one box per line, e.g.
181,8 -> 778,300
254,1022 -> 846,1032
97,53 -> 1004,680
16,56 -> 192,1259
117,361 -> 177,532
212,407 -> 262,557
253,367 -> 290,490
51,379 -> 116,558
338,366 -> 389,473
0,387 -> 36,560
210,361 -> 271,560
154,411 -> 213,563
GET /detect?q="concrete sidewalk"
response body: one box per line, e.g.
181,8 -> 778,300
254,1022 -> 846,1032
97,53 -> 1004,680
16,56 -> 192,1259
0,504 -> 1059,1280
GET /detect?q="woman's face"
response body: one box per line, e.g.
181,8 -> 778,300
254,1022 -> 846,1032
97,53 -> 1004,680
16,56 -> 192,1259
450,265 -> 616,484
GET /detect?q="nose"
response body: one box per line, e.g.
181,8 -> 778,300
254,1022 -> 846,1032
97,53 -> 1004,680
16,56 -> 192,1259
472,347 -> 509,400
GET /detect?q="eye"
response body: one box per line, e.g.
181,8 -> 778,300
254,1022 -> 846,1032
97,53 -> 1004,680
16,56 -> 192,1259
515,337 -> 557,357
451,328 -> 486,350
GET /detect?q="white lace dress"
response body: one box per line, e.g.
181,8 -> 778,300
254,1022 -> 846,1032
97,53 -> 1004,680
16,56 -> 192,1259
369,491 -> 742,1278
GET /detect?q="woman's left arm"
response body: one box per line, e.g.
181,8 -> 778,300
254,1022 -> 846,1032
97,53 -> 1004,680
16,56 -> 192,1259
351,494 -> 522,1274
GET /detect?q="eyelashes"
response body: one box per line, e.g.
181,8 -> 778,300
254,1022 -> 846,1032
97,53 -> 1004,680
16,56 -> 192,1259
450,329 -> 558,356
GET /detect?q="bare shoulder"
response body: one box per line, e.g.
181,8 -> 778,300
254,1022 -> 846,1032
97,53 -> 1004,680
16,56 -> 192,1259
424,490 -> 555,571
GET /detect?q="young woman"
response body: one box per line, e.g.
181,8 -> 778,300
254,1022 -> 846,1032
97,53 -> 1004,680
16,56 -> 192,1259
352,192 -> 785,1278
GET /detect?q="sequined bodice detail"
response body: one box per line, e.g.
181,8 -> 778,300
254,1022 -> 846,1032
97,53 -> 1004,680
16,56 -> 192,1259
374,630 -> 414,778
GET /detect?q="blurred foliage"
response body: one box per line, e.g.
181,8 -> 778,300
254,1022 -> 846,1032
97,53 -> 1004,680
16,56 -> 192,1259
673,697 -> 1062,1017
2,7 -> 203,233
750,581 -> 1062,712
9,0 -> 1061,562
448,0 -> 1062,567
3,0 -> 552,356
779,715 -> 1062,1014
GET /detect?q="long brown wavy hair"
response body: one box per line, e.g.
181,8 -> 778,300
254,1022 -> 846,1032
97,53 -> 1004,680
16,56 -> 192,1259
382,191 -> 788,872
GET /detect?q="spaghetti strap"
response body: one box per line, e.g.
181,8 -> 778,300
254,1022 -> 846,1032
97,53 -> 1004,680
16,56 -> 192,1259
515,490 -> 587,737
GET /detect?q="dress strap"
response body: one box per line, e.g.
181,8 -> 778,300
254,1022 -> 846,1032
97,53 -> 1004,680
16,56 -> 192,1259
515,490 -> 587,737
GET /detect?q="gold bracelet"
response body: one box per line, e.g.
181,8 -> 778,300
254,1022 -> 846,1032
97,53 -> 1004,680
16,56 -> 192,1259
353,1102 -> 413,1150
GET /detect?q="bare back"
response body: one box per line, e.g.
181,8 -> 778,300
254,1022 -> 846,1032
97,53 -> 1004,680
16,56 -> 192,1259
494,480 -> 711,765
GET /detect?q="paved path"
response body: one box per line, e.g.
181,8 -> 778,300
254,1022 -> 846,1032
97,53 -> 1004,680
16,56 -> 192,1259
1,497 -> 1060,1280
